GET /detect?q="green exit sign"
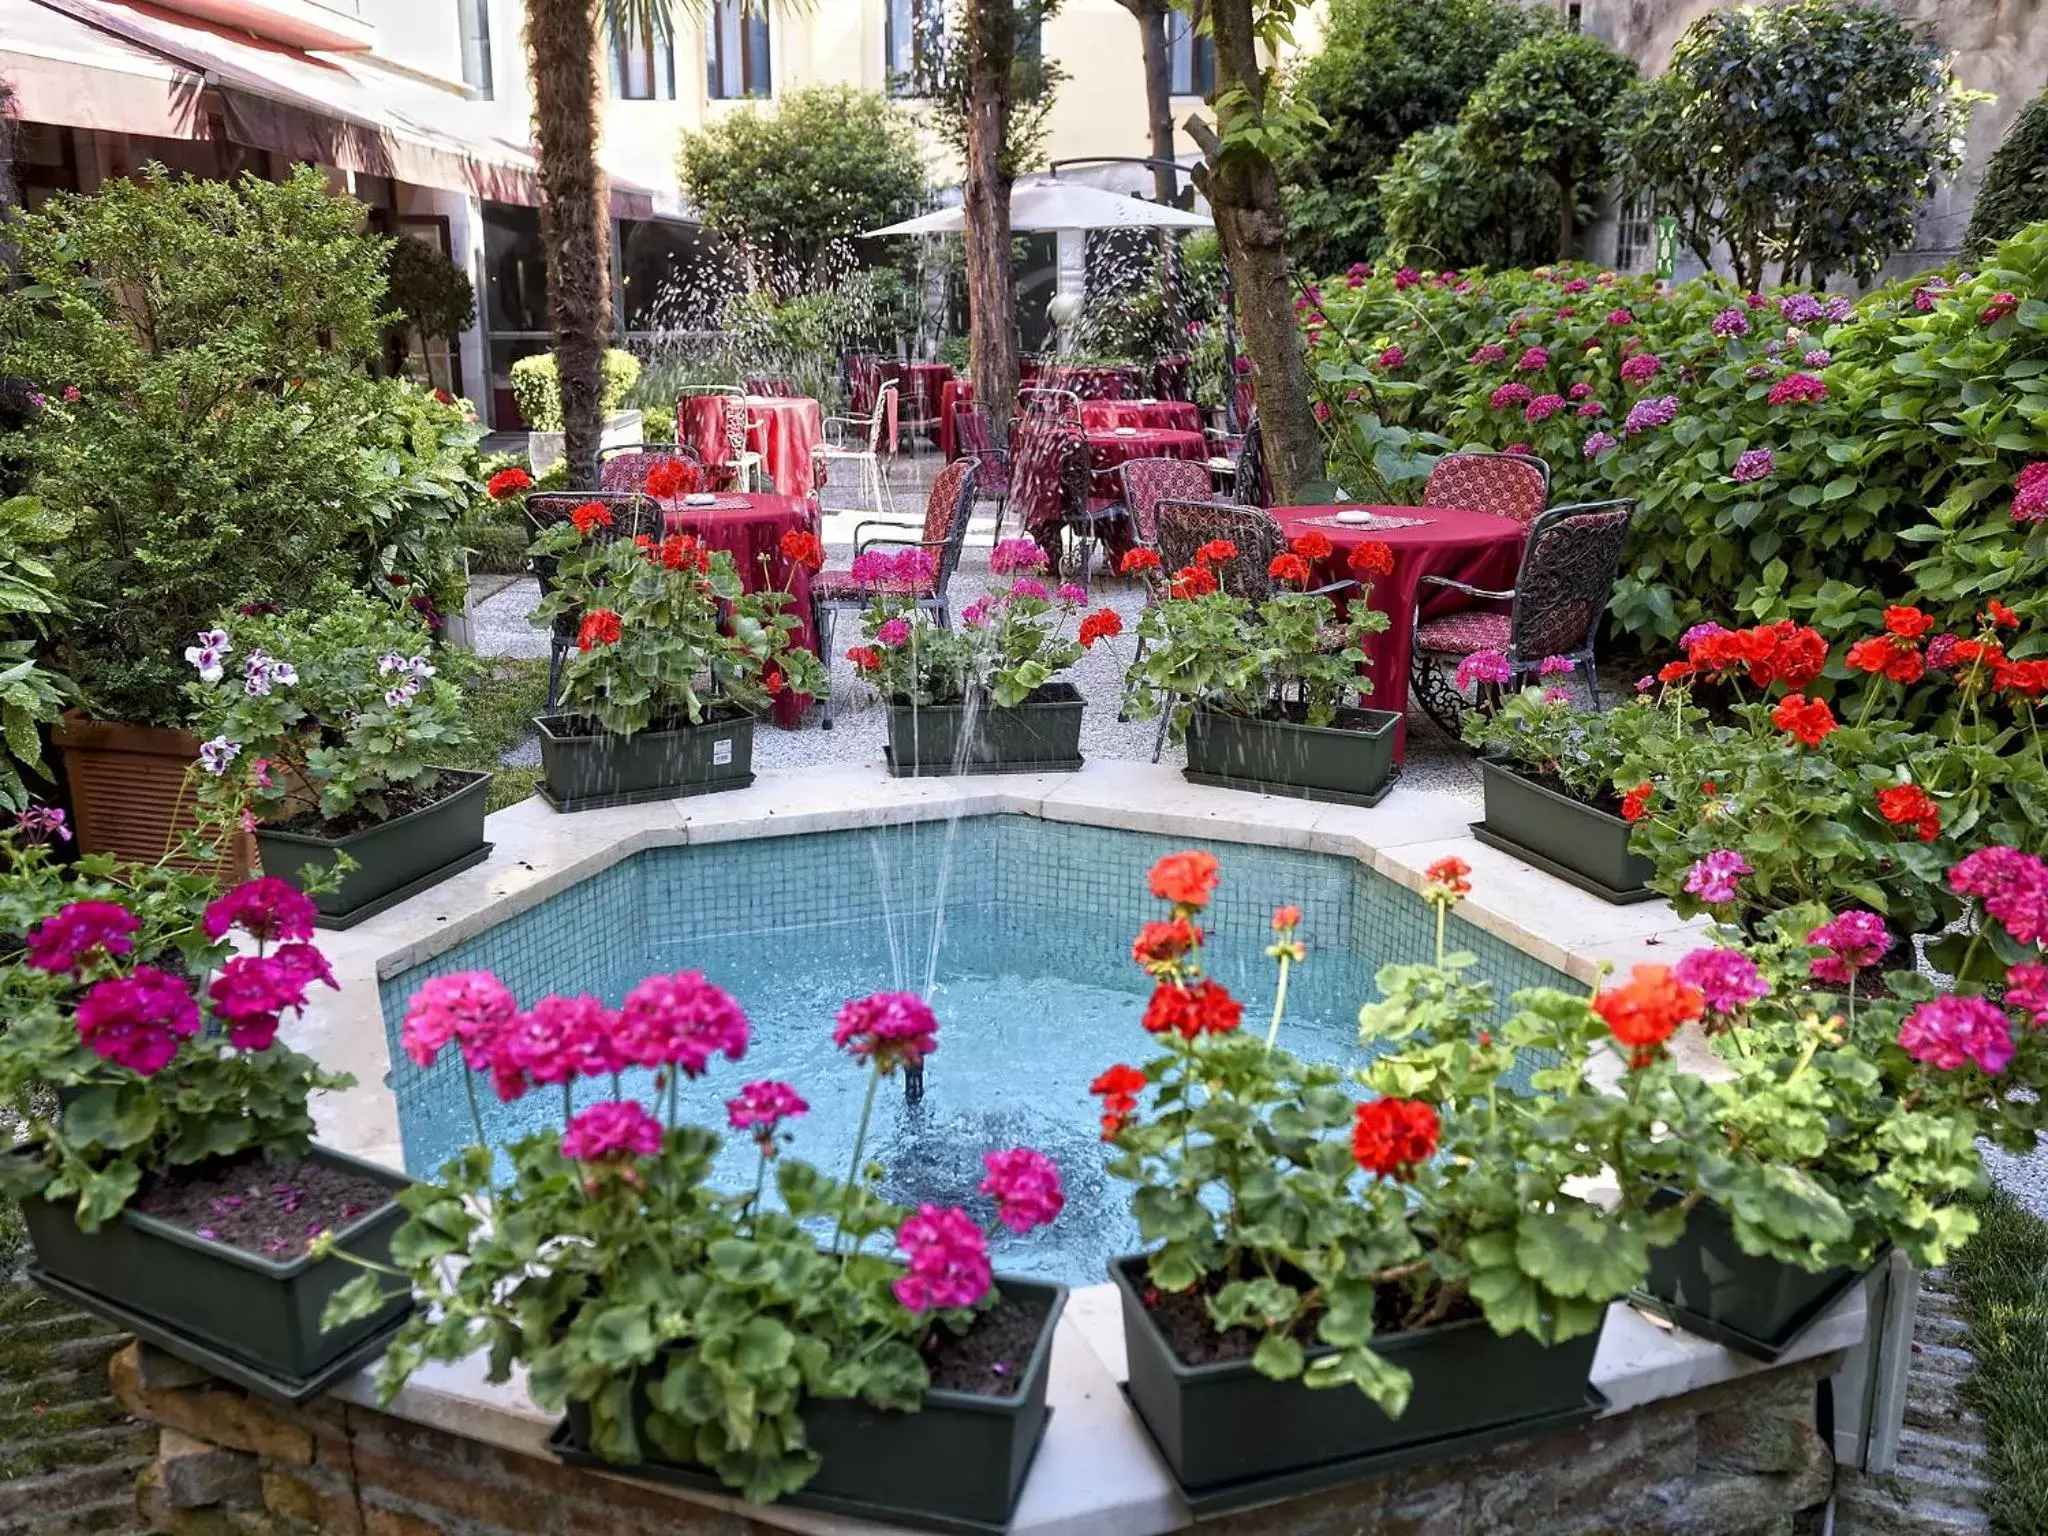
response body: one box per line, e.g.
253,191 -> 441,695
1654,216 -> 1679,281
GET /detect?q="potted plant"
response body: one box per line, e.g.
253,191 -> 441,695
327,971 -> 1067,1527
185,591 -> 489,928
513,350 -> 644,477
1119,533 -> 1397,805
1460,671 -> 1675,901
1094,850 -> 1694,1497
854,539 -> 1118,775
527,516 -> 823,811
0,834 -> 407,1400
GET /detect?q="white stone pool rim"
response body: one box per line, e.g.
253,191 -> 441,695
283,762 -> 1859,1536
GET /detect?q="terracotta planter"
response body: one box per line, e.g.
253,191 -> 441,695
53,711 -> 251,877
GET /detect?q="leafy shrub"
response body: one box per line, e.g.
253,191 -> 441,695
1966,84 -> 2048,261
0,494 -> 76,810
383,238 -> 477,349
1375,124 -> 1562,271
509,350 -> 642,431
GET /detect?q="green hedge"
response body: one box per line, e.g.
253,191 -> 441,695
508,350 -> 642,431
1302,226 -> 2048,649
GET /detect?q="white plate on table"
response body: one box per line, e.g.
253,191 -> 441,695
1114,426 -> 1138,436
684,493 -> 718,506
1333,510 -> 1375,525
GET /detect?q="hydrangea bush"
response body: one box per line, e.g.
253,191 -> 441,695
326,968 -> 1063,1503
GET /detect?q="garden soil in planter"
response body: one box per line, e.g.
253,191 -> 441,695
553,1278 -> 1067,1534
1111,1255 -> 1600,1499
256,768 -> 492,929
1472,758 -> 1659,903
1183,705 -> 1400,807
1635,1194 -> 1874,1361
53,711 -> 252,877
20,1145 -> 412,1401
885,684 -> 1085,776
535,707 -> 755,812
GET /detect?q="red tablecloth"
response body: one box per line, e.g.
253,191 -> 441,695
1085,427 -> 1208,506
658,493 -> 822,728
677,395 -> 823,498
1036,365 -> 1129,400
886,362 -> 953,432
1272,505 -> 1527,760
1081,400 -> 1201,434
937,377 -> 975,459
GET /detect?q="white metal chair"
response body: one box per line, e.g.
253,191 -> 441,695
814,381 -> 898,519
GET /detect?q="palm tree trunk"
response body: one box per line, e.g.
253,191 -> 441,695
1190,0 -> 1318,504
962,0 -> 1019,440
526,0 -> 611,490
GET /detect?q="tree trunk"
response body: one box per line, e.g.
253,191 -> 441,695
526,0 -> 610,490
962,0 -> 1019,440
1556,174 -> 1575,262
1117,0 -> 1177,203
1189,0 -> 1318,504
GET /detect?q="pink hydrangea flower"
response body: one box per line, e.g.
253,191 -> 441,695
892,1203 -> 991,1313
1392,267 -> 1420,290
1582,430 -> 1618,458
76,966 -> 200,1075
1622,395 -> 1679,436
1525,393 -> 1564,423
1767,373 -> 1828,407
1377,345 -> 1405,369
27,901 -> 140,975
202,879 -> 319,944
2006,963 -> 2048,1028
1455,650 -> 1513,690
1807,911 -> 1894,985
1898,995 -> 2015,1075
1674,948 -> 1770,1016
1619,353 -> 1663,386
1516,346 -> 1550,372
979,1148 -> 1065,1233
726,1079 -> 809,1137
1469,343 -> 1508,365
877,617 -> 912,646
1567,382 -> 1595,400
1710,308 -> 1749,338
1576,399 -> 1606,417
498,994 -> 622,1093
2011,462 -> 2048,524
1949,846 -> 2048,945
401,970 -> 519,1071
834,990 -> 939,1073
1731,448 -> 1776,484
1606,308 -> 1634,326
561,1100 -> 664,1162
989,538 -> 1050,575
617,971 -> 750,1075
1983,292 -> 2019,324
1489,382 -> 1533,411
1683,851 -> 1752,905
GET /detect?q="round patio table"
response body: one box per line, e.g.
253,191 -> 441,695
676,395 -> 823,498
1270,504 -> 1528,761
1080,399 -> 1201,434
658,492 -> 822,728
1081,425 -> 1210,570
1038,365 -> 1130,400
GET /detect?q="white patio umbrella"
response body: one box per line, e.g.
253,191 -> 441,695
863,180 -> 1212,238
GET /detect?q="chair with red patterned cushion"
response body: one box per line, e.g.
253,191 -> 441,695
1422,451 -> 1550,527
810,458 -> 979,728
953,406 -> 1014,542
598,448 -> 705,497
1122,457 -> 1216,551
1409,498 -> 1635,734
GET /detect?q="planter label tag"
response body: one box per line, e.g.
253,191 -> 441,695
712,737 -> 734,765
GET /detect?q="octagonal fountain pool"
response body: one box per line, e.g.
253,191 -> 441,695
375,813 -> 1572,1285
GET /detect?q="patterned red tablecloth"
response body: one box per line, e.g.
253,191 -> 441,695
1271,504 -> 1527,760
677,395 -> 823,498
1085,427 -> 1209,504
658,492 -> 822,728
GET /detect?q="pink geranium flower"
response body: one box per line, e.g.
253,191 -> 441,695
76,966 -> 200,1075
892,1203 -> 992,1313
401,971 -> 519,1071
834,991 -> 939,1073
27,901 -> 140,975
726,1079 -> 809,1138
561,1100 -> 665,1161
1674,948 -> 1770,1016
1899,994 -> 2015,1075
1807,911 -> 1893,985
979,1148 -> 1065,1233
203,878 -> 320,944
617,971 -> 750,1075
1683,851 -> 1751,905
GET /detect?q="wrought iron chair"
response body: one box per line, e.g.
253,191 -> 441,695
1120,457 -> 1215,553
1409,497 -> 1637,734
1018,387 -> 1084,433
814,382 -> 899,521
953,406 -> 1014,543
524,490 -> 664,710
598,448 -> 705,497
1422,451 -> 1551,527
810,458 -> 979,728
1232,413 -> 1272,508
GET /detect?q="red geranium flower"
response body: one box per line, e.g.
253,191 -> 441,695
1290,530 -> 1333,562
1132,918 -> 1201,970
1591,964 -> 1703,1068
1121,548 -> 1163,574
1997,658 -> 2048,698
846,645 -> 882,673
780,529 -> 824,570
1349,540 -> 1394,577
644,460 -> 699,500
1142,977 -> 1242,1038
1772,693 -> 1837,747
1169,565 -> 1218,600
1846,635 -> 1925,684
1079,608 -> 1123,648
1268,552 -> 1311,584
577,608 -> 622,650
1271,904 -> 1302,930
658,534 -> 711,573
1658,660 -> 1694,685
1620,782 -> 1654,822
1423,856 -> 1471,900
1351,1098 -> 1439,1180
569,500 -> 613,536
1196,538 -> 1238,566
1876,783 -> 1941,842
1091,1063 -> 1146,1139
1150,850 -> 1220,908
1884,605 -> 1935,639
1984,600 -> 2020,629
487,466 -> 533,501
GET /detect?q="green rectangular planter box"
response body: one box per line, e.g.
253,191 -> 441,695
1478,759 -> 1656,900
535,709 -> 755,811
561,1278 -> 1067,1530
885,684 -> 1084,776
256,769 -> 491,928
1638,1195 -> 1871,1361
20,1145 -> 413,1382
1111,1254 -> 1600,1490
1183,705 -> 1399,806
